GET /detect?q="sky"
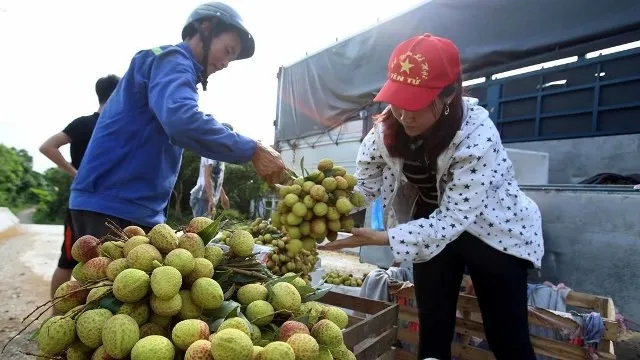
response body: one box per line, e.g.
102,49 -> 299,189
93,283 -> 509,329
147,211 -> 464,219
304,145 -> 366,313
0,0 -> 425,173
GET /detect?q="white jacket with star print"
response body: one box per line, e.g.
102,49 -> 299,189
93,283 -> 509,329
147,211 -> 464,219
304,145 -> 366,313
354,97 -> 544,268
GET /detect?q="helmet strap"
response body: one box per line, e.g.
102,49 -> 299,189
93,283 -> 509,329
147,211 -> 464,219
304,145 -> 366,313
194,19 -> 218,91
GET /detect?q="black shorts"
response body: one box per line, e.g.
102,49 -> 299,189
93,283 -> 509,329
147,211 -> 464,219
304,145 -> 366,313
58,210 -> 151,267
57,210 -> 77,269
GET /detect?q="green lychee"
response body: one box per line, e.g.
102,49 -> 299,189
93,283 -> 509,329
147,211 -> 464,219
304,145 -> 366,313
340,217 -> 355,232
66,340 -> 92,360
329,344 -> 356,360
178,289 -> 203,320
302,181 -> 316,193
185,339 -> 211,360
106,258 -> 129,281
164,248 -> 195,276
261,341 -> 295,360
269,282 -> 301,313
326,207 -> 340,221
309,185 -> 326,201
184,257 -> 214,285
287,333 -> 319,360
86,284 -> 112,304
148,224 -> 178,254
72,262 -> 87,283
291,202 -> 308,217
245,300 -> 274,327
123,235 -> 150,256
187,216 -> 214,233
172,319 -> 210,351
283,193 -> 299,207
204,245 -> 224,267
236,284 -> 268,306
190,278 -> 224,310
112,268 -> 150,303
335,198 -> 353,215
150,266 -> 182,299
118,301 -> 150,326
53,280 -> 89,313
322,307 -> 349,329
310,218 -> 327,237
101,314 -> 140,358
302,194 -> 316,209
76,309 -> 113,349
37,315 -> 76,355
90,345 -> 112,360
149,313 -> 171,328
84,256 -> 112,281
250,324 -> 261,343
328,219 -> 341,232
179,233 -> 205,258
229,230 -> 255,257
150,293 -> 182,317
343,174 -> 357,189
127,244 -> 162,272
322,177 -> 337,192
218,317 -> 251,336
130,335 -> 175,360
252,345 -> 263,360
318,347 -> 333,360
71,235 -> 100,263
350,192 -> 366,208
100,241 -> 124,260
317,158 -> 334,171
210,329 -> 253,360
310,319 -> 343,348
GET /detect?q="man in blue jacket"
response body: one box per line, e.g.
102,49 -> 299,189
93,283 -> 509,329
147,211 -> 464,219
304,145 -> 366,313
69,2 -> 286,237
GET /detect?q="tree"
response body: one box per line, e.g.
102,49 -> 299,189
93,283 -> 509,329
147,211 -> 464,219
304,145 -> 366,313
222,163 -> 269,218
32,168 -> 73,224
0,145 -> 46,210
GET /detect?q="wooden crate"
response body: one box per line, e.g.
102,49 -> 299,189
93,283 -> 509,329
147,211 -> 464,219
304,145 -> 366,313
319,291 -> 399,360
392,279 -> 617,360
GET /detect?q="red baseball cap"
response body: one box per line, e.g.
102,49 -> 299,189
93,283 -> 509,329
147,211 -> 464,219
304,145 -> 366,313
374,33 -> 461,111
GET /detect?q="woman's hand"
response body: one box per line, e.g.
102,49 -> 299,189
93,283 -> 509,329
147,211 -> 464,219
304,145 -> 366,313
318,228 -> 389,251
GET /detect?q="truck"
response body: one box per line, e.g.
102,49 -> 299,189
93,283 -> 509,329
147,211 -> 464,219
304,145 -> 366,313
273,0 -> 640,327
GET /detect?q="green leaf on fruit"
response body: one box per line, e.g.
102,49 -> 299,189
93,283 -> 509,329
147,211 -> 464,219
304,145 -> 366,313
203,300 -> 240,320
98,295 -> 123,313
265,273 -> 298,290
294,284 -> 317,297
292,313 -> 310,326
198,213 -> 226,245
302,286 -> 332,303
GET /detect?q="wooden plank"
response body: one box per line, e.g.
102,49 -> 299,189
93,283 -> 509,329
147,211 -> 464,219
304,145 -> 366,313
321,291 -> 391,315
343,303 -> 399,349
354,326 -> 397,360
376,348 -> 396,360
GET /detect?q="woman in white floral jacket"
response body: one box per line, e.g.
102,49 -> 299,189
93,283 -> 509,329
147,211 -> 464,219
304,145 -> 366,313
321,34 -> 543,360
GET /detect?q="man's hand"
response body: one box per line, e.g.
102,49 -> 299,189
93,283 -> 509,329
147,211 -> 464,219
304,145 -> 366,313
208,199 -> 217,216
318,228 -> 389,251
252,142 -> 286,185
220,189 -> 230,210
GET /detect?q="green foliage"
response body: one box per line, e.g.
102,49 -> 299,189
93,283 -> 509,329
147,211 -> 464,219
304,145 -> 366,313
167,150 -> 268,225
0,144 -> 49,214
32,168 -> 73,224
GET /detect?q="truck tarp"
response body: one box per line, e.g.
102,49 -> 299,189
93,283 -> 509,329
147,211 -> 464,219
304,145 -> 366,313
275,0 -> 640,141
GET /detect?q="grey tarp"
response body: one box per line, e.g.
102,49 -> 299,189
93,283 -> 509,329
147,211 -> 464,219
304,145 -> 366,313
275,0 -> 640,141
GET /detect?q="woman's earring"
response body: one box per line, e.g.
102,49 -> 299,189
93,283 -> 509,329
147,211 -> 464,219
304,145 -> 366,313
444,104 -> 450,116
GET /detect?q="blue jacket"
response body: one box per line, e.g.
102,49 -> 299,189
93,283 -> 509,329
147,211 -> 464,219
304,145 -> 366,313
70,42 -> 257,227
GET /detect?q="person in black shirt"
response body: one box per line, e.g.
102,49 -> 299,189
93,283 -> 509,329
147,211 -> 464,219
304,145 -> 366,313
39,74 -> 120,301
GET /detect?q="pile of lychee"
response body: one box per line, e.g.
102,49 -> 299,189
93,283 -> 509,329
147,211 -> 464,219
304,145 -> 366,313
323,271 -> 367,287
30,217 -> 356,360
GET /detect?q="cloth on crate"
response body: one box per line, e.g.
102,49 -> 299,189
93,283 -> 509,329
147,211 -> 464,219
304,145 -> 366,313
359,266 -> 413,301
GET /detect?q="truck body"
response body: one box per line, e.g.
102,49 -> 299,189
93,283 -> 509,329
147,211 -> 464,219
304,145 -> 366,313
273,0 -> 640,324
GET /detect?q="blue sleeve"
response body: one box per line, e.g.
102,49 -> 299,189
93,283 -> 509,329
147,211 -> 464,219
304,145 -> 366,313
148,53 -> 257,164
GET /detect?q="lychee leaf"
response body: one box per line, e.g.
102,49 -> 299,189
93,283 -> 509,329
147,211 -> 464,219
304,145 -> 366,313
198,214 -> 226,245
98,295 -> 123,313
203,300 -> 240,320
302,286 -> 332,303
292,313 -> 310,326
294,284 -> 317,297
265,273 -> 298,291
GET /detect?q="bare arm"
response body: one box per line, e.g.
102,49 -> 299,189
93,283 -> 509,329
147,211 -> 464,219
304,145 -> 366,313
203,164 -> 214,203
39,132 -> 77,177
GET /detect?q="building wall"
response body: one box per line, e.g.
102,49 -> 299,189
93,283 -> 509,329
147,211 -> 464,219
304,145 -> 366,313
507,133 -> 640,184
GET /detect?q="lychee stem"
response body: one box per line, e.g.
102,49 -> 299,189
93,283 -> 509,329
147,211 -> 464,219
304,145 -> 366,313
217,266 -> 269,280
19,351 -> 63,359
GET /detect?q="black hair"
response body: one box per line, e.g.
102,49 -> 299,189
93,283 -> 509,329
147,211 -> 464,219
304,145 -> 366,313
95,75 -> 120,105
182,20 -> 239,41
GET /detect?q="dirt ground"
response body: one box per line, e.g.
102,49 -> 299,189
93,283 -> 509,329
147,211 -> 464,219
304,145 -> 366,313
0,224 -> 639,359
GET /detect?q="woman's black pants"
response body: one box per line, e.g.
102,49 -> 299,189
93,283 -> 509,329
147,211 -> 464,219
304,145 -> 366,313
412,231 -> 536,360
